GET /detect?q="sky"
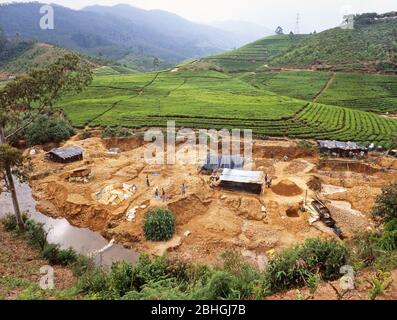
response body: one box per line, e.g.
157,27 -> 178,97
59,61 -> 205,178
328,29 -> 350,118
1,0 -> 396,33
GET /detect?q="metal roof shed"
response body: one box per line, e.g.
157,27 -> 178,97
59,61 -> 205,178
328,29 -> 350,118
46,146 -> 84,163
201,154 -> 244,172
220,169 -> 264,194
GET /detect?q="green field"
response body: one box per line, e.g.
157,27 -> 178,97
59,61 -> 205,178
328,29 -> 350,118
318,73 -> 397,113
205,35 -> 306,72
58,68 -> 397,147
240,71 -> 333,101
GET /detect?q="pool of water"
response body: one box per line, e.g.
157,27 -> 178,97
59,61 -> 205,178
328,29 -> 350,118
0,182 -> 139,267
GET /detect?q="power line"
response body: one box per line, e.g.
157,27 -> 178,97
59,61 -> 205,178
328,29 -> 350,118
295,13 -> 300,35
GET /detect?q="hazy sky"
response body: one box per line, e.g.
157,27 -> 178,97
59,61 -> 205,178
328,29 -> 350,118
1,0 -> 396,32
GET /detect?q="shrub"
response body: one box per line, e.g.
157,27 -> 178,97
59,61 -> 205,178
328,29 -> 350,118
122,278 -> 187,300
206,271 -> 236,299
78,130 -> 91,140
144,208 -> 176,241
70,255 -> 94,277
109,261 -> 135,296
133,255 -> 168,290
265,238 -> 348,293
24,115 -> 75,146
1,214 -> 18,232
40,244 -> 77,266
78,268 -> 110,296
23,220 -> 47,249
372,183 -> 397,223
1,213 -> 28,232
101,126 -> 131,139
194,271 -> 247,300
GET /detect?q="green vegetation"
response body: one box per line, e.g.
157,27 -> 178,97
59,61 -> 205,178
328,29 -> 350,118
19,114 -> 75,146
318,73 -> 397,113
271,21 -> 397,73
1,214 -> 91,271
206,35 -> 306,72
101,126 -> 131,139
240,70 -> 333,101
0,43 -> 71,74
0,27 -> 33,70
56,69 -> 397,147
144,208 -> 176,242
372,183 -> 397,223
265,238 -> 348,293
2,210 -> 397,300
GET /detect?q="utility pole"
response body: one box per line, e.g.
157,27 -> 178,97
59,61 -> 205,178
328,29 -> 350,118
295,13 -> 300,35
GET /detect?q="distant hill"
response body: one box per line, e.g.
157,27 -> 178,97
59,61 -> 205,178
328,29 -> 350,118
0,2 -> 236,70
271,18 -> 397,73
203,14 -> 397,74
210,20 -> 273,47
204,34 -> 307,72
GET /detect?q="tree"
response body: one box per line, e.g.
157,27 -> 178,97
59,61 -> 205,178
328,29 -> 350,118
0,53 -> 93,231
275,26 -> 284,35
372,183 -> 397,223
0,145 -> 31,230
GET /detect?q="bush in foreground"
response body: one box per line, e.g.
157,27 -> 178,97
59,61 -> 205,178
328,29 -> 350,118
144,208 -> 176,241
265,238 -> 348,293
372,183 -> 397,223
40,243 -> 77,266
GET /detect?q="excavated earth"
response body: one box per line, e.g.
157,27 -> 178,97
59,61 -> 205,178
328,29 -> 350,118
26,136 -> 397,267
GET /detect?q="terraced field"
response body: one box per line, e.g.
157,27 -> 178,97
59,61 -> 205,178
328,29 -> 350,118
205,35 -> 306,72
58,68 -> 397,147
240,71 -> 333,101
318,73 -> 397,113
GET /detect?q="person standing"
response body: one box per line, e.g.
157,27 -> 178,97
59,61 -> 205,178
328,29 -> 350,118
146,175 -> 150,187
155,187 -> 160,200
181,183 -> 186,195
162,188 -> 166,202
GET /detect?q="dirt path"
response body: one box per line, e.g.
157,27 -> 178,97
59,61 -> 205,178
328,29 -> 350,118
313,73 -> 336,103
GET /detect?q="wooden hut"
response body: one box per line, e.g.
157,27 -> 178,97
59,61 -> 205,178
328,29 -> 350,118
46,146 -> 84,163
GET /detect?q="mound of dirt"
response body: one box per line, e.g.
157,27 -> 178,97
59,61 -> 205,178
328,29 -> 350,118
307,176 -> 322,192
272,180 -> 303,197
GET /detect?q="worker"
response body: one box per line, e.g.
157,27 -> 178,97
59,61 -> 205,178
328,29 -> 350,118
284,155 -> 289,162
162,188 -> 166,202
155,187 -> 160,200
267,177 -> 273,188
264,173 -> 268,185
146,175 -> 150,187
181,183 -> 187,195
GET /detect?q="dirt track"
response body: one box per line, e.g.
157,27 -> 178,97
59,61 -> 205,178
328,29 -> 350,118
27,135 -> 397,267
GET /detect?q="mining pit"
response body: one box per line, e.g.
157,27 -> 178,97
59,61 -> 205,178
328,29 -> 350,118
25,135 -> 397,267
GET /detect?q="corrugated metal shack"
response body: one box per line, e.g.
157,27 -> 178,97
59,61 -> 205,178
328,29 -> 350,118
220,169 -> 264,194
201,154 -> 244,174
46,146 -> 84,163
318,140 -> 368,158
